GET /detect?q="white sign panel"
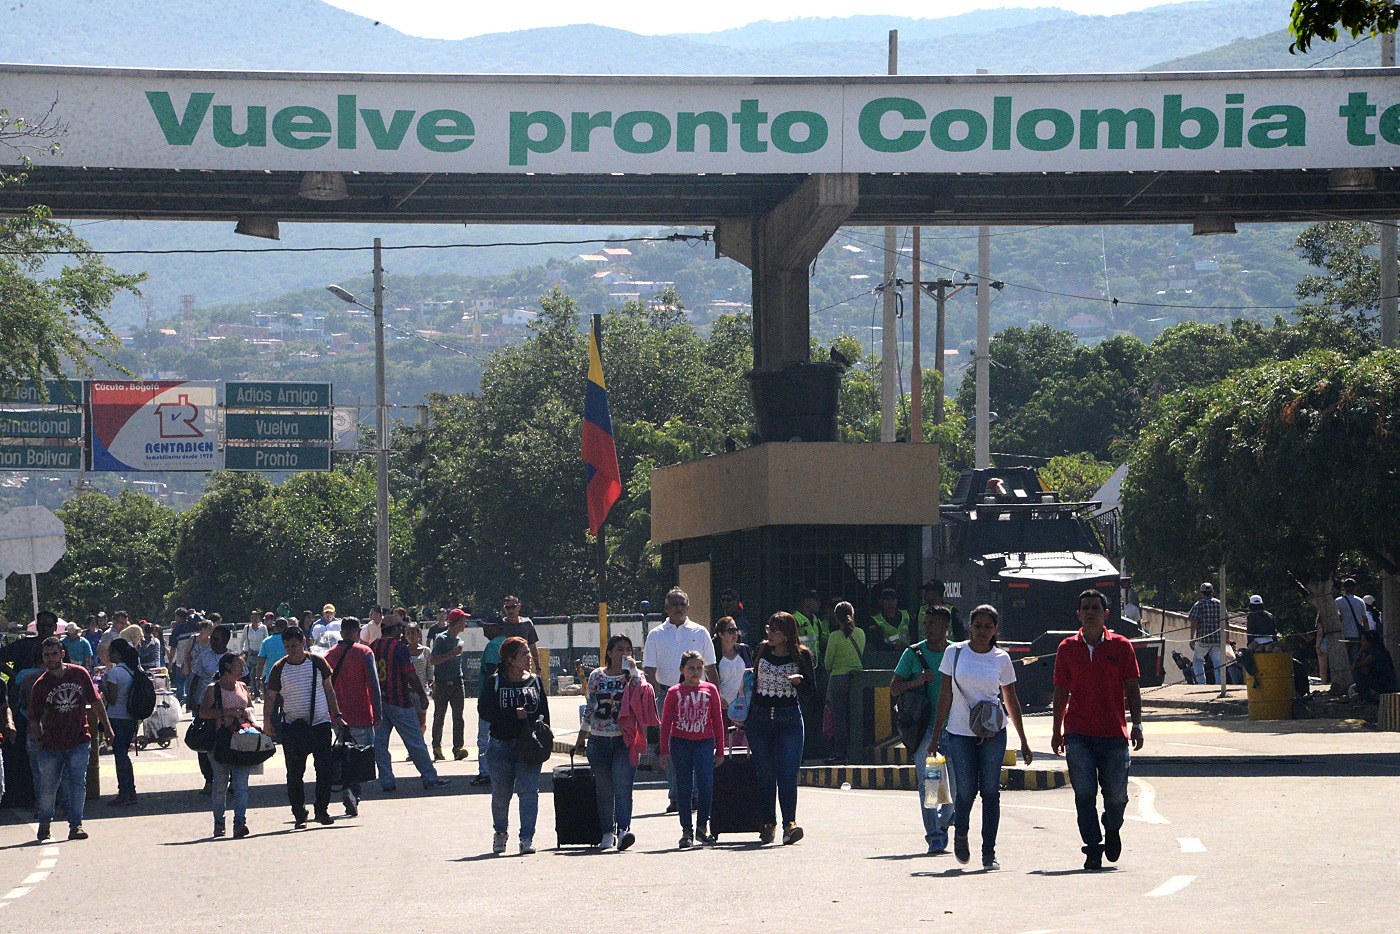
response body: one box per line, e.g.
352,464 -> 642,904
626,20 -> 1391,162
3,65 -> 1399,174
90,380 -> 221,471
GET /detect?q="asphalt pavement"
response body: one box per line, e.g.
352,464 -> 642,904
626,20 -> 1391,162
1,701 -> 1397,932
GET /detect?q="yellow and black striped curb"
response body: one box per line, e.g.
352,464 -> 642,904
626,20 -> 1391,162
799,765 -> 916,790
799,764 -> 1070,791
867,737 -> 912,765
1379,693 -> 1400,732
1001,766 -> 1069,790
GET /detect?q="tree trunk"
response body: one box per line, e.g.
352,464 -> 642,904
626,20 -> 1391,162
1307,577 -> 1351,692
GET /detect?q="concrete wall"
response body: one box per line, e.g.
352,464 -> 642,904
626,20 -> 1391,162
651,442 -> 940,544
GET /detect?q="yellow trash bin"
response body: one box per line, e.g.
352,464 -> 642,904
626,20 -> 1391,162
1246,651 -> 1293,720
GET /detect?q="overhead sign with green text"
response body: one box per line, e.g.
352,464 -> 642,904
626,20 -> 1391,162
225,381 -> 332,409
225,412 -> 331,441
3,65 -> 1399,174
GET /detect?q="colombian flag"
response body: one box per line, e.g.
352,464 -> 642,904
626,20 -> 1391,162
583,314 -> 622,536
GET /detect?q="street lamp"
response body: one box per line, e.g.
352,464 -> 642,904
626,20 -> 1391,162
326,236 -> 390,608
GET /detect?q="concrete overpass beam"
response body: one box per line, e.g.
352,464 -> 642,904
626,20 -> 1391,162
717,173 -> 858,370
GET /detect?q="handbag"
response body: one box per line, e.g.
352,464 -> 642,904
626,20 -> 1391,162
183,683 -> 218,752
329,726 -> 377,790
727,669 -> 753,723
512,675 -> 554,765
895,643 -> 934,752
951,646 -> 1007,741
209,682 -> 277,766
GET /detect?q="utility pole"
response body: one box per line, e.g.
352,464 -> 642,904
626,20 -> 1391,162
881,29 -> 899,442
911,227 -> 922,441
934,267 -> 948,425
373,237 -> 391,608
975,225 -> 991,468
1381,30 -> 1399,664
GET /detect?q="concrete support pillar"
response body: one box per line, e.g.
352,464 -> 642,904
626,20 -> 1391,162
717,173 -> 859,371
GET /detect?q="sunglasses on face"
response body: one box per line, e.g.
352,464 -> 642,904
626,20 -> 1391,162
719,628 -> 738,634
503,604 -> 519,610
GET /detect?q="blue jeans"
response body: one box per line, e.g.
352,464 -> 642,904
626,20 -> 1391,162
211,758 -> 251,828
586,733 -> 636,834
944,729 -> 1007,862
172,671 -> 188,705
746,705 -> 805,825
476,712 -> 491,778
36,743 -> 90,829
374,702 -> 440,789
110,718 -> 136,796
1191,642 -> 1223,684
487,738 -> 541,839
917,723 -> 956,851
344,724 -> 375,802
670,736 -> 715,834
1064,733 -> 1130,851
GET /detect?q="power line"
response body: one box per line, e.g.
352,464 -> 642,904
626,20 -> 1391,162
0,231 -> 712,257
1306,34 -> 1373,68
381,319 -> 493,362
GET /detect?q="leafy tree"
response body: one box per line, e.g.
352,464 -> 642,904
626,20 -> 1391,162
1,108 -> 144,392
1288,0 -> 1398,53
1038,453 -> 1115,504
1293,221 -> 1386,344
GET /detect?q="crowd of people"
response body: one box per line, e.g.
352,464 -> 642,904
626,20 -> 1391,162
0,585 -> 1145,872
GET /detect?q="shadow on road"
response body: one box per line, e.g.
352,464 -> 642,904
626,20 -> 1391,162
1133,752 -> 1400,778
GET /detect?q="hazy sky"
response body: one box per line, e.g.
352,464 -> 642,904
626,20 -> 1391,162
320,1 -> 1208,40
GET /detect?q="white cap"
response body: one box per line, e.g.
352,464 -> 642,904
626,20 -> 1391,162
1249,595 -> 1263,606
1363,595 -> 1376,606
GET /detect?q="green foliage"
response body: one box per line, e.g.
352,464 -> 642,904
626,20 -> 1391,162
1293,221 -> 1386,343
1038,454 -> 1116,504
1124,349 -> 1400,620
0,206 -> 144,391
1287,0 -> 1398,53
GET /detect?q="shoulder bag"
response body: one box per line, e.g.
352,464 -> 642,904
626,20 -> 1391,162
895,642 -> 933,752
211,683 -> 276,766
514,675 -> 554,765
183,683 -> 219,752
951,646 -> 1007,741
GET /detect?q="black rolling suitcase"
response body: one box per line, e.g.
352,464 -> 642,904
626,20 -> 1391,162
710,742 -> 764,840
553,757 -> 603,848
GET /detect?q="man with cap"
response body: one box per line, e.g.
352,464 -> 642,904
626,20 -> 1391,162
1245,595 -> 1277,646
62,622 -> 95,672
1187,583 -> 1224,685
324,617 -> 381,817
264,626 -> 344,828
792,590 -> 827,658
312,604 -> 337,645
1363,595 -> 1381,637
871,587 -> 912,649
428,609 -> 471,762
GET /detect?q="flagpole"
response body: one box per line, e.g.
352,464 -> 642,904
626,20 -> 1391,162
592,313 -> 610,653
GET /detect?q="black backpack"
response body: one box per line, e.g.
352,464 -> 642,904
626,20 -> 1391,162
895,643 -> 934,752
126,664 -> 158,720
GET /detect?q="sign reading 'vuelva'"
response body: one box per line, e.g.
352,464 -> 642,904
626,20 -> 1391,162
3,65 -> 1399,175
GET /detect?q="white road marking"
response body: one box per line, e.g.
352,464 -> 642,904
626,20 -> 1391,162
42,847 -> 59,857
1018,929 -> 1059,933
1127,777 -> 1169,824
37,859 -> 56,870
20,873 -> 48,886
1145,875 -> 1196,897
1178,838 -> 1206,853
2,888 -> 31,900
153,751 -> 175,759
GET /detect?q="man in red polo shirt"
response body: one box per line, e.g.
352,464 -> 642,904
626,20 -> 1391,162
1051,589 -> 1144,872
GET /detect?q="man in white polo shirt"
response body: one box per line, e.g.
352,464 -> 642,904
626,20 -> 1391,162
643,587 -> 718,812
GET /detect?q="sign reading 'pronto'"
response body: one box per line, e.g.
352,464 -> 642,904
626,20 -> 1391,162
4,65 -> 1399,174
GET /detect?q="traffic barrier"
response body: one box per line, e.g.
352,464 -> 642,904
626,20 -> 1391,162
799,764 -> 916,790
1001,765 -> 1069,790
1246,651 -> 1293,720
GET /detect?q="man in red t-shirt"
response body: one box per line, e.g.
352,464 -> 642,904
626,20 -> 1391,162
29,637 -> 115,842
1051,589 -> 1144,872
325,616 -> 382,816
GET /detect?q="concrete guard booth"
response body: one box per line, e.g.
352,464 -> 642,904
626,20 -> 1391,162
652,442 -> 940,760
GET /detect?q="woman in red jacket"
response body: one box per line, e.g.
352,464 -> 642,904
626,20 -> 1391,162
659,650 -> 726,849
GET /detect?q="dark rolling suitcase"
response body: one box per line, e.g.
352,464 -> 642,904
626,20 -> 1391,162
553,758 -> 602,848
710,746 -> 764,840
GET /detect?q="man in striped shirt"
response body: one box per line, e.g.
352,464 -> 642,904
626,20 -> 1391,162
264,627 -> 343,829
371,616 -> 449,793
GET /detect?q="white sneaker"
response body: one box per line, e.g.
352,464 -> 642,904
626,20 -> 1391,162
598,832 -> 616,850
519,837 -> 536,855
492,832 -> 508,855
